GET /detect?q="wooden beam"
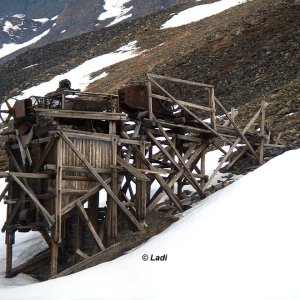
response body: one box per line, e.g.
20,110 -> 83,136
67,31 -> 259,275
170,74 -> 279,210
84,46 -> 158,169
76,249 -> 90,260
51,243 -> 120,279
0,172 -> 50,179
148,73 -> 214,88
117,156 -> 149,181
35,108 -> 127,121
10,173 -> 54,227
76,200 -> 105,251
151,93 -> 213,112
58,131 -> 144,231
59,184 -> 102,217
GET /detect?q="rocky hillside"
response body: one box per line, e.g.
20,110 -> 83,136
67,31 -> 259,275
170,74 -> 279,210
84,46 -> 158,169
0,0 -> 299,153
0,0 -> 192,62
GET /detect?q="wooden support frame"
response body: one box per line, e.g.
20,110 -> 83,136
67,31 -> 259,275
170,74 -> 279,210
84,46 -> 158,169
148,76 -> 232,145
58,131 -> 144,231
203,106 -> 263,190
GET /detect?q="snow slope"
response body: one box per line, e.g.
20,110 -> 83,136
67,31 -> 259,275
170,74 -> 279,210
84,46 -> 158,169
16,40 -> 139,99
0,28 -> 50,59
161,0 -> 248,29
0,149 -> 299,299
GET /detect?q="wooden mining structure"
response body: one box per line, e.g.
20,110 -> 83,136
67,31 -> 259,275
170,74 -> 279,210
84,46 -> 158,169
0,74 -> 272,278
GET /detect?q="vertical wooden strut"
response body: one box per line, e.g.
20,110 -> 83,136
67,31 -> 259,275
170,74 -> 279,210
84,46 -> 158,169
107,121 -> 118,245
51,137 -> 62,276
147,80 -> 153,121
259,101 -> 267,164
135,141 -> 147,222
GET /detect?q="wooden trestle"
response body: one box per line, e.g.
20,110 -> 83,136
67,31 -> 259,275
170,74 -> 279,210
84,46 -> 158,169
0,74 -> 271,278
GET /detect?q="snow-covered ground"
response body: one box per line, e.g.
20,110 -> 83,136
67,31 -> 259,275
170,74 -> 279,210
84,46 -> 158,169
0,148 -> 299,299
16,40 -> 139,99
161,0 -> 248,29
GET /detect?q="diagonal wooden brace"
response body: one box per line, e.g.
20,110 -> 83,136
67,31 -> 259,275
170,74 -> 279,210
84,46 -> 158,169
10,173 -> 54,227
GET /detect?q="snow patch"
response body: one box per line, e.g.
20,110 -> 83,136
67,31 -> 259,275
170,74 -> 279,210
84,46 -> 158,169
98,0 -> 133,26
32,18 -> 49,24
12,14 -> 26,19
60,30 -> 66,34
51,15 -> 58,21
0,28 -> 50,59
161,0 -> 248,29
15,40 -> 139,98
3,21 -> 21,33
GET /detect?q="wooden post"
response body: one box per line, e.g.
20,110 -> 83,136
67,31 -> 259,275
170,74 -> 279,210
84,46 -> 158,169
259,101 -> 266,164
209,88 -> 216,130
147,80 -> 153,121
135,141 -> 146,222
5,230 -> 15,278
51,137 -> 62,276
200,145 -> 206,189
107,122 -> 118,246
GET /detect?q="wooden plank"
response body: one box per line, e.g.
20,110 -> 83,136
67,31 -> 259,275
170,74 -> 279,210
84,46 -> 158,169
76,200 -> 105,251
51,243 -> 120,279
151,93 -> 213,112
35,108 -> 127,121
44,164 -> 115,174
10,173 -> 54,227
148,73 -> 214,88
0,172 -> 49,179
76,249 -> 90,260
59,131 -> 144,231
117,156 -> 149,181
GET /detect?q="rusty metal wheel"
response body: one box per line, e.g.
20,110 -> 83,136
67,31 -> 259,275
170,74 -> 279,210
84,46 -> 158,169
0,98 -> 17,123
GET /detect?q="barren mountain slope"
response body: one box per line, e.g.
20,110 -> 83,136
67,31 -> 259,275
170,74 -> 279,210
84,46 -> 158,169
0,0 -> 299,148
